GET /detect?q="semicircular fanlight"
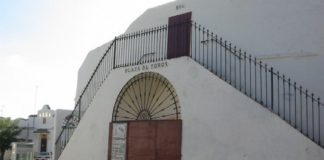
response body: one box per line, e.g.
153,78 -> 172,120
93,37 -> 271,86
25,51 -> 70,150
112,72 -> 180,121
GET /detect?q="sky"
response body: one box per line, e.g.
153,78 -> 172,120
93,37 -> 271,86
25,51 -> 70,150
0,0 -> 174,119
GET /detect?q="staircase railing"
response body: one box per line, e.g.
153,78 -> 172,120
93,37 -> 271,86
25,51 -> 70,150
54,25 -> 169,159
190,22 -> 324,148
54,21 -> 324,160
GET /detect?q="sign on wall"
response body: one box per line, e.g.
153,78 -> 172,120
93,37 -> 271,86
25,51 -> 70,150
111,123 -> 127,160
124,61 -> 168,73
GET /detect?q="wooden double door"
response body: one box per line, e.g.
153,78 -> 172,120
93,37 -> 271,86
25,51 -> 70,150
108,120 -> 182,160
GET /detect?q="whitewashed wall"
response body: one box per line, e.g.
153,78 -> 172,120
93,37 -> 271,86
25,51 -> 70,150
75,42 -> 112,100
76,0 -> 324,104
52,109 -> 71,160
126,0 -> 324,100
60,57 -> 324,160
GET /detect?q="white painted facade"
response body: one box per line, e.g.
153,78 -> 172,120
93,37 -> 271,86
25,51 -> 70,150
60,57 -> 324,160
76,0 -> 324,102
65,0 -> 324,159
14,105 -> 71,160
52,109 -> 71,160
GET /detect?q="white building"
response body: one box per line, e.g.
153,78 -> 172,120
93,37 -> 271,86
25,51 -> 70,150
13,105 -> 70,160
56,0 -> 324,160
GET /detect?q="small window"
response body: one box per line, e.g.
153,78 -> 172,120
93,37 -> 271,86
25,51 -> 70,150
43,118 -> 46,124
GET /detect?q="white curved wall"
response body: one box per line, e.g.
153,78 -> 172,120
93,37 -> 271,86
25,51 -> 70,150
126,0 -> 324,100
75,41 -> 111,100
127,0 -> 324,56
76,0 -> 324,104
60,57 -> 324,160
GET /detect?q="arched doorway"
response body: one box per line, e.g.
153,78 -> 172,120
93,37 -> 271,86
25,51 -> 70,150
108,72 -> 182,160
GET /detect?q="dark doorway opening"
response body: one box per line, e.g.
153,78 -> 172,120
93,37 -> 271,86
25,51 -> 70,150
40,134 -> 47,152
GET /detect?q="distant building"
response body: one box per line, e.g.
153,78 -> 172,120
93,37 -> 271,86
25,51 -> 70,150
12,105 -> 70,160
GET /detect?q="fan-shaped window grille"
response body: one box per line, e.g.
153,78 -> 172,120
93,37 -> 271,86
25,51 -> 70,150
112,72 -> 180,122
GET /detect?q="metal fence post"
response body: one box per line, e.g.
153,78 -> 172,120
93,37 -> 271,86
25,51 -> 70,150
270,67 -> 274,111
318,97 -> 321,146
113,38 -> 117,69
78,101 -> 81,122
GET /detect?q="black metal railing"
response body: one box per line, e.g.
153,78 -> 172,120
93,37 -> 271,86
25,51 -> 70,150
191,22 -> 323,148
55,21 -> 324,159
54,25 -> 169,159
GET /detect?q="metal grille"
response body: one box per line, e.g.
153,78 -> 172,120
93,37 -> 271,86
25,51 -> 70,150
112,72 -> 180,121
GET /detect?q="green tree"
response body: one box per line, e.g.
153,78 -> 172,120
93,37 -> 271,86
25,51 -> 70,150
0,117 -> 21,160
